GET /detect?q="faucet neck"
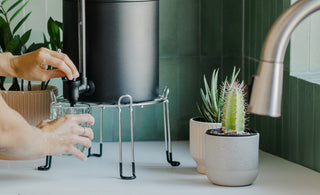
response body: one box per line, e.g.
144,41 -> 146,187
261,0 -> 320,64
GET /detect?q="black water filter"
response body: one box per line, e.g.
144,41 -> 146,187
63,0 -> 159,103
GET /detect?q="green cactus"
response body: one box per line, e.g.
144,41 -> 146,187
198,67 -> 240,123
222,81 -> 246,133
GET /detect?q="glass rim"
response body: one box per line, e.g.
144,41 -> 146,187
51,102 -> 91,109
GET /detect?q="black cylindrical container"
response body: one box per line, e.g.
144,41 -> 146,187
63,0 -> 159,103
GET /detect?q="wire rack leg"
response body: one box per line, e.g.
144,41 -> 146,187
38,156 -> 52,171
88,106 -> 103,157
162,88 -> 180,167
118,95 -> 136,180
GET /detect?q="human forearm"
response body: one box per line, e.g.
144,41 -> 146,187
0,52 -> 16,77
0,95 -> 94,160
0,96 -> 46,158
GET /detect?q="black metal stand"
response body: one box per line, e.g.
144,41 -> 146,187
87,106 -> 103,158
162,88 -> 180,167
37,88 -> 180,175
37,156 -> 52,171
87,143 -> 103,157
118,95 -> 136,180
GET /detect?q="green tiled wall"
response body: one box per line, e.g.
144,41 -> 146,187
92,0 -> 243,142
243,0 -> 320,172
93,0 -> 209,142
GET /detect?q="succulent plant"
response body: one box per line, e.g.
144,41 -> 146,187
221,80 -> 247,134
198,67 -> 240,123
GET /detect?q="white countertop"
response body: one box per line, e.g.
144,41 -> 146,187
0,141 -> 320,195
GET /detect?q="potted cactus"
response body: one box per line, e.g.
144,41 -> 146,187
204,80 -> 260,186
189,67 -> 239,174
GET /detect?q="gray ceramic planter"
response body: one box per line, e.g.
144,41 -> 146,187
205,129 -> 259,186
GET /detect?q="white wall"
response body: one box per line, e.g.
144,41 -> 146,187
290,0 -> 320,83
21,0 -> 62,45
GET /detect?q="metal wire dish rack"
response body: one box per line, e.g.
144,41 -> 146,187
37,87 -> 180,180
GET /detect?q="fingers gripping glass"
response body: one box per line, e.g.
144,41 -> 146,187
38,102 -> 91,171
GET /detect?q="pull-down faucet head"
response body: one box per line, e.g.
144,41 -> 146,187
249,0 -> 320,117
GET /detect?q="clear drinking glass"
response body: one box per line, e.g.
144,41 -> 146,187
50,101 -> 91,153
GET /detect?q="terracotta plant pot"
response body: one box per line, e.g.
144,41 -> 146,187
0,85 -> 58,126
205,129 -> 259,186
189,117 -> 221,174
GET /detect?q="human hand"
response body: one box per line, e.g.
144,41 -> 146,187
37,114 -> 95,161
10,47 -> 79,81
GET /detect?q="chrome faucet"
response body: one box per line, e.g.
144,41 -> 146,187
249,0 -> 320,117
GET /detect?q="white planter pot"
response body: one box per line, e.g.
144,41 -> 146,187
189,117 -> 221,174
0,85 -> 58,126
205,129 -> 259,186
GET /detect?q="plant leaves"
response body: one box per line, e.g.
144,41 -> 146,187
47,17 -> 61,49
210,69 -> 219,115
8,77 -> 20,91
42,33 -> 49,45
0,18 -> 12,51
0,76 -> 6,90
9,0 -> 29,23
229,66 -> 240,87
26,42 -> 49,53
200,88 -> 215,120
54,20 -> 63,30
1,0 -> 8,6
20,79 -> 24,91
13,11 -> 31,34
20,29 -> 31,45
7,0 -> 22,13
0,16 -> 7,49
5,35 -> 21,54
28,80 -> 31,91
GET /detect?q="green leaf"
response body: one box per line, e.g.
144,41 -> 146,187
7,0 -> 22,13
8,77 -> 20,91
0,15 -> 5,28
197,104 -> 209,122
13,11 -> 31,34
210,70 -> 219,114
0,76 -> 6,90
229,67 -> 240,87
9,0 -> 29,23
21,44 -> 26,53
26,42 -> 49,53
1,0 -> 9,6
47,17 -> 62,50
5,35 -> 21,54
21,79 -> 24,91
44,80 -> 50,90
20,29 -> 31,45
0,16 -> 6,49
200,88 -> 215,120
55,20 -> 63,30
2,23 -> 12,48
43,33 -> 48,44
27,81 -> 31,91
0,16 -> 12,50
